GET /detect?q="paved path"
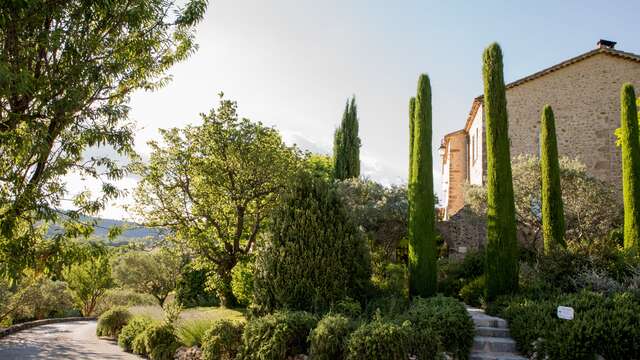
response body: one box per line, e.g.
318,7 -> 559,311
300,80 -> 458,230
0,320 -> 142,359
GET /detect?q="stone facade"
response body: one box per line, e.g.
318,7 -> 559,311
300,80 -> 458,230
440,43 -> 640,220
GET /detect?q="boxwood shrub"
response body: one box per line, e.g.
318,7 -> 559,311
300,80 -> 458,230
309,314 -> 356,360
237,310 -> 318,360
201,319 -> 245,360
96,306 -> 131,338
143,323 -> 182,360
398,296 -> 474,359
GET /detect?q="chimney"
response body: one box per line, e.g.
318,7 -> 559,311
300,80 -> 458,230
597,39 -> 616,49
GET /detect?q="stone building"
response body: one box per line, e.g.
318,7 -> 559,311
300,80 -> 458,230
440,40 -> 640,221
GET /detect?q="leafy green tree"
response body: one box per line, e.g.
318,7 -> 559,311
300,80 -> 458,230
408,74 -> 437,297
540,105 -> 566,253
133,97 -> 300,307
64,256 -> 113,316
253,172 -> 371,314
304,153 -> 334,182
112,249 -> 182,306
620,84 -> 640,254
482,43 -> 519,300
333,97 -> 361,180
0,0 -> 208,279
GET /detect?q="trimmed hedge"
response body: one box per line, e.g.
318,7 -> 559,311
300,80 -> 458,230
118,316 -> 154,352
144,323 -> 182,360
96,306 -> 131,338
201,319 -> 245,360
399,296 -> 474,360
309,314 -> 355,360
237,310 -> 318,360
501,291 -> 640,359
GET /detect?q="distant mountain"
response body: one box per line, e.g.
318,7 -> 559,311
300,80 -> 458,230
46,215 -> 164,246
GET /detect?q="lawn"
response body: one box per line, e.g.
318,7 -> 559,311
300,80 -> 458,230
128,305 -> 246,325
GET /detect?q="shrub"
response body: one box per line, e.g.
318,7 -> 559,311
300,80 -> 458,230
363,295 -> 408,320
175,264 -> 219,308
331,297 -> 362,318
459,276 -> 485,307
144,323 -> 182,360
231,261 -> 254,307
177,319 -> 216,347
437,249 -> 484,298
399,296 -> 474,359
118,316 -> 154,352
237,310 -> 318,360
371,262 -> 408,299
309,314 -> 355,360
201,319 -> 245,360
132,327 -> 152,355
94,288 -> 158,316
345,320 -> 439,360
96,306 -> 131,338
253,172 -> 371,314
9,275 -> 74,322
500,291 -> 640,359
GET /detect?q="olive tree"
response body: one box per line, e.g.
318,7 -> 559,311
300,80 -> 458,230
465,155 -> 621,250
112,249 -> 182,306
133,97 -> 300,307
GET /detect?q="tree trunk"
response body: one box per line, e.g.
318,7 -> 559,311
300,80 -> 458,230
216,263 -> 238,308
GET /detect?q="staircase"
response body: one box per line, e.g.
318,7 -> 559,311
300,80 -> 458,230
467,307 -> 528,360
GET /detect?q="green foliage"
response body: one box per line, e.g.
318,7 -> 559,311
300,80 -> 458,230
0,0 -> 207,279
132,327 -> 152,356
64,256 -> 113,316
334,179 -> 408,260
333,96 -> 361,180
237,310 -> 318,360
408,73 -> 437,298
94,288 -> 158,316
175,264 -> 219,308
372,262 -> 409,299
201,319 -> 245,360
345,319 -> 439,360
144,323 -> 182,360
253,172 -> 371,313
304,153 -> 334,182
408,97 -> 416,187
96,306 -> 131,338
621,84 -> 640,254
309,314 -> 356,360
540,105 -> 566,253
231,260 -> 254,307
3,274 -> 74,323
112,249 -> 181,306
177,319 -> 216,347
331,298 -> 363,318
399,296 -> 474,359
500,291 -> 640,359
118,316 -> 154,352
482,43 -> 519,300
465,156 -> 621,249
437,249 -> 485,298
459,276 -> 486,307
134,97 -> 300,307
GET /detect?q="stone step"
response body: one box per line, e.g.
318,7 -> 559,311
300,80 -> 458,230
473,336 -> 517,353
476,326 -> 510,337
472,315 -> 509,329
470,351 -> 528,360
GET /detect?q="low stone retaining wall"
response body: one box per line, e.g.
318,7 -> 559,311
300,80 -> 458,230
0,317 -> 95,338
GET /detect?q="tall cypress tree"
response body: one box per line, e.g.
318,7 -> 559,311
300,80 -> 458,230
540,105 -> 565,253
409,97 -> 416,182
482,43 -> 519,300
620,84 -> 640,254
333,97 -> 361,180
408,74 -> 437,297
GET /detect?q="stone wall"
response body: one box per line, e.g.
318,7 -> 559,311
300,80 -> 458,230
437,206 -> 486,260
443,131 -> 468,218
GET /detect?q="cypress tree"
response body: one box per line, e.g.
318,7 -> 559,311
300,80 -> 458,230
409,97 -> 416,182
333,97 -> 361,180
482,43 -> 519,300
540,105 -> 566,253
620,84 -> 640,254
408,74 -> 437,297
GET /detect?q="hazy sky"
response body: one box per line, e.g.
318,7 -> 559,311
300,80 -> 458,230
75,0 -> 640,220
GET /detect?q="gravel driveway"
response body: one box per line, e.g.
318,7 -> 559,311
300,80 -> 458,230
0,320 -> 142,359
